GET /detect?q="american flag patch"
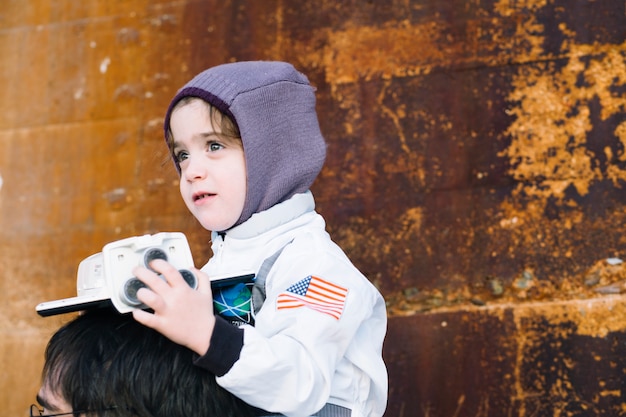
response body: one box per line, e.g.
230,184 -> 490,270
276,276 -> 348,320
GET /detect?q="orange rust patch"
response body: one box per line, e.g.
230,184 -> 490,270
323,21 -> 442,87
502,41 -> 626,206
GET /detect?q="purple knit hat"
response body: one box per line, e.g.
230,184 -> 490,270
163,61 -> 327,228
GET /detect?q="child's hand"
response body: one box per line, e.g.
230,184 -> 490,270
131,259 -> 215,356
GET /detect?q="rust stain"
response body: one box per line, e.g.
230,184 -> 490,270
395,0 -> 626,327
317,0 -> 559,93
406,295 -> 626,416
510,295 -> 626,340
333,206 -> 424,290
317,0 -> 626,316
323,20 -> 440,87
509,295 -> 626,416
495,0 -> 548,58
378,80 -> 411,154
502,40 -> 626,205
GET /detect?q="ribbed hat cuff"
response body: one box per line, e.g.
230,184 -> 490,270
163,87 -> 236,140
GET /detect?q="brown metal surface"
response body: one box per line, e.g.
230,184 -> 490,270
0,0 -> 624,415
385,296 -> 626,416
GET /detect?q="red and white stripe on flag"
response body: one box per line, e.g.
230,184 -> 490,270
276,275 -> 348,320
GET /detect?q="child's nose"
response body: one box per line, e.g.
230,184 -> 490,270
184,155 -> 207,181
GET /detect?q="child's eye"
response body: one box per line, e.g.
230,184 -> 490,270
174,150 -> 189,163
207,141 -> 224,152
208,141 -> 224,152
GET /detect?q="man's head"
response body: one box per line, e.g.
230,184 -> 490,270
163,61 -> 327,228
35,309 -> 255,417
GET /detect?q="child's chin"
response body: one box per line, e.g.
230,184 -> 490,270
202,219 -> 236,232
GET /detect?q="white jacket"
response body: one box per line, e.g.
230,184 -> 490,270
201,192 -> 388,417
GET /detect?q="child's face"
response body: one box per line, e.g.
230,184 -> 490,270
170,100 -> 247,232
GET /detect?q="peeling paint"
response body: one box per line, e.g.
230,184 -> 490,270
116,27 -> 140,45
103,188 -> 131,210
502,41 -> 626,207
99,57 -> 111,74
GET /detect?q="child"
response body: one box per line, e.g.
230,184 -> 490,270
132,61 -> 388,417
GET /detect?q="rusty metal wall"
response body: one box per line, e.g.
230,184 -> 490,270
0,1 -> 624,416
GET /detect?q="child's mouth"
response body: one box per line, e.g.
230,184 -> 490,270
193,193 -> 215,202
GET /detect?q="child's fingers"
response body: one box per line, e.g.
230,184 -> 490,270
132,307 -> 158,329
192,268 -> 212,295
132,264 -> 171,294
146,259 -> 189,286
135,286 -> 166,311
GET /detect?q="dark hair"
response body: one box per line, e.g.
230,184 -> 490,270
41,309 -> 255,417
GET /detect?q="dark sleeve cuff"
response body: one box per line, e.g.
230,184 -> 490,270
193,316 -> 245,377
